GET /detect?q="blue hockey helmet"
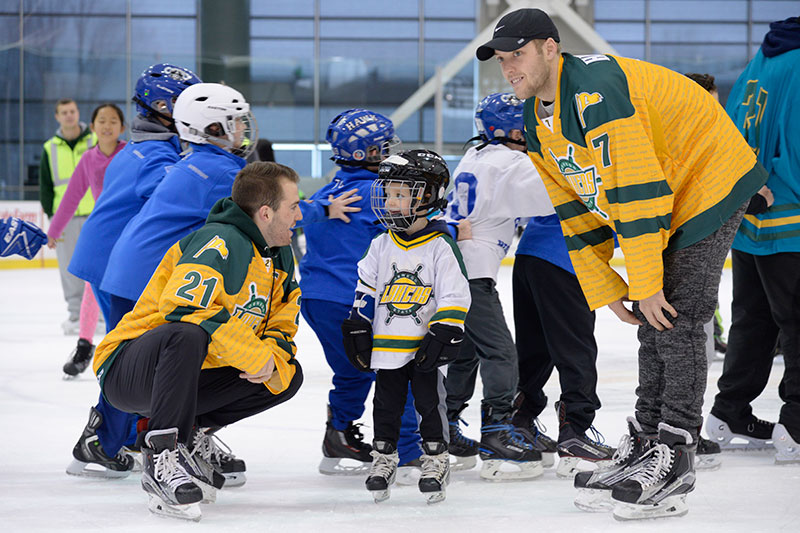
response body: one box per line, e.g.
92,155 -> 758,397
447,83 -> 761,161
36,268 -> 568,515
133,63 -> 201,120
474,92 -> 524,144
325,109 -> 401,166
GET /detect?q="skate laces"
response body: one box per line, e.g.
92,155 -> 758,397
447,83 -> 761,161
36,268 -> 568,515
482,423 -> 533,450
420,452 -> 448,481
611,434 -> 633,465
449,419 -> 478,447
586,426 -> 613,450
154,448 -> 194,489
368,449 -> 398,479
626,444 -> 673,489
192,431 -> 236,465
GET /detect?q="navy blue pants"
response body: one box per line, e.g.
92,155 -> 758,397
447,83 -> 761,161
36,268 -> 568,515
301,298 -> 421,463
90,285 -> 138,456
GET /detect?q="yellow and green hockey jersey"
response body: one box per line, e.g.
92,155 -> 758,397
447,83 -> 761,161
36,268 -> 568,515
94,197 -> 301,395
524,53 -> 767,310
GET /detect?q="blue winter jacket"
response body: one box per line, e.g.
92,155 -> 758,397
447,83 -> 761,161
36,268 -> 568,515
100,143 -> 246,301
516,214 -> 576,275
298,166 -> 384,305
68,136 -> 181,286
729,17 -> 800,255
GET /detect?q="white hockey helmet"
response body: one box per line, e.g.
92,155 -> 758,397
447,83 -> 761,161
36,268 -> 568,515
173,82 -> 258,159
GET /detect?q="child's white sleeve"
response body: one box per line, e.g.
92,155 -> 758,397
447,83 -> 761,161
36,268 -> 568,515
428,238 -> 471,331
488,156 -> 555,219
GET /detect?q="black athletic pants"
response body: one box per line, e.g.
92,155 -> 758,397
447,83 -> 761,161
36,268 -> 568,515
512,255 -> 600,434
374,361 -> 448,447
712,250 -> 800,436
103,322 -> 303,444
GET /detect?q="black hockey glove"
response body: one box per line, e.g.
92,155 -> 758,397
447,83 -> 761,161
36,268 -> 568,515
414,323 -> 463,372
341,318 -> 373,372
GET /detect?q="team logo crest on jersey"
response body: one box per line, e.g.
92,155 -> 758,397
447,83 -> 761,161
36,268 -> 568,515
193,235 -> 228,260
549,145 -> 609,220
575,92 -> 603,129
233,283 -> 269,330
379,263 -> 433,325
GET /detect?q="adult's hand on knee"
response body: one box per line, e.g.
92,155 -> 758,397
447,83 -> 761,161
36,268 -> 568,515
608,298 -> 642,326
638,290 -> 677,331
240,357 -> 275,384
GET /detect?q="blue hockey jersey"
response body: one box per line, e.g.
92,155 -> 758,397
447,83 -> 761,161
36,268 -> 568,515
68,135 -> 181,286
100,142 -> 246,301
298,166 -> 384,305
728,17 -> 800,255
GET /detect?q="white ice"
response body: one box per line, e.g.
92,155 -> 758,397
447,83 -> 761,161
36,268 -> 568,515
1,266 -> 797,532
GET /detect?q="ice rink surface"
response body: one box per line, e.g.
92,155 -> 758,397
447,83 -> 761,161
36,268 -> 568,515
1,266 -> 797,532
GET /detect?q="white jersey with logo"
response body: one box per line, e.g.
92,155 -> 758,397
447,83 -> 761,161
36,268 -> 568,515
356,225 -> 471,370
444,144 -> 555,281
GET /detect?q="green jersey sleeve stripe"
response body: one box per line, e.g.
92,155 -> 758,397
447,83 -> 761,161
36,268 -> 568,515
614,214 -> 672,240
564,226 -> 615,252
374,338 -> 423,350
605,180 -> 673,204
430,309 -> 467,322
554,200 -> 590,221
164,305 -> 199,322
197,307 -> 231,338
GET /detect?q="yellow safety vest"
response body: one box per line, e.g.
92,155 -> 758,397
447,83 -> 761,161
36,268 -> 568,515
43,132 -> 97,216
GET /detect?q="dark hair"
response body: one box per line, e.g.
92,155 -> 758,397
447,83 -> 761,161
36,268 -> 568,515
232,161 -> 300,217
91,103 -> 125,125
685,73 -> 716,93
55,98 -> 76,113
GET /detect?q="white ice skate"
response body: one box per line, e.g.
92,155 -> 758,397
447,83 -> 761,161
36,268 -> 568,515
706,413 -> 773,451
141,429 -> 204,522
147,493 -> 202,522
773,423 -> 800,465
192,429 -> 246,488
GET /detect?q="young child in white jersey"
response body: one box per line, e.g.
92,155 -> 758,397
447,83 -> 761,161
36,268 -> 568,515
341,149 -> 470,504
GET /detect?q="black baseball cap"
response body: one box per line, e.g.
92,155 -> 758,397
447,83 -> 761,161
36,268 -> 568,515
476,8 -> 560,61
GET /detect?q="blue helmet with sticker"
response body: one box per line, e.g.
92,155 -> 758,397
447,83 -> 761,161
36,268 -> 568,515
133,63 -> 201,120
474,92 -> 524,145
325,109 -> 401,167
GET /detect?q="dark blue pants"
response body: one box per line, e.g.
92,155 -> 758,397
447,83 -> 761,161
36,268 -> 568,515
301,298 -> 421,463
89,287 -> 138,456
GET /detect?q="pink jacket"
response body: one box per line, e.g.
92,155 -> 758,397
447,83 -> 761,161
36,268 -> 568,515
47,141 -> 126,240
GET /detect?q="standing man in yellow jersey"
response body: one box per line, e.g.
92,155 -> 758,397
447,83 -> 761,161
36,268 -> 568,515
39,98 -> 96,334
477,8 -> 766,520
92,162 -> 303,521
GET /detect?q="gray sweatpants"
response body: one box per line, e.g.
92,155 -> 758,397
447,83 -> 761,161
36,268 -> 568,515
445,278 -> 519,422
633,204 -> 746,437
54,215 -> 87,321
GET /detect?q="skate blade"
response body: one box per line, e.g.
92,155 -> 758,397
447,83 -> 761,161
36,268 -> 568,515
574,488 -> 614,512
480,459 -> 543,482
424,491 -> 446,504
556,457 -> 612,479
194,479 -> 217,504
62,373 -> 79,381
612,495 -> 688,521
694,455 -> 722,471
449,454 -> 477,471
147,494 -> 202,522
318,456 -> 370,476
370,489 -> 390,503
715,438 -> 774,451
222,472 -> 247,487
65,459 -> 131,479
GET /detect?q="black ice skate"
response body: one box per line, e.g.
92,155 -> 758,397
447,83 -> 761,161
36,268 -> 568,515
66,407 -> 134,479
182,441 -> 226,503
419,441 -> 450,504
479,407 -> 543,481
448,415 -> 478,471
706,412 -> 774,450
511,414 -> 558,468
555,402 -> 615,479
62,338 -> 95,379
319,406 -> 373,476
191,427 -> 246,487
366,440 -> 399,503
574,416 -> 654,512
611,423 -> 696,521
695,436 -> 722,471
141,428 -> 203,522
